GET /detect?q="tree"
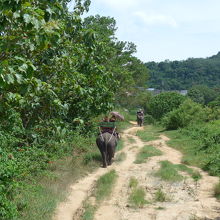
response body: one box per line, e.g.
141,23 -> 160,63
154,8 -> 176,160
148,92 -> 186,119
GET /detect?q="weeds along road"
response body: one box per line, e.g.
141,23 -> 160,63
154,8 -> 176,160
53,123 -> 220,220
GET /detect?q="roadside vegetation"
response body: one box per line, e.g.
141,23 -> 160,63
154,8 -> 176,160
155,161 -> 184,182
154,188 -> 169,202
128,177 -> 148,208
134,145 -> 162,164
136,125 -> 161,142
155,160 -> 201,182
81,170 -> 118,220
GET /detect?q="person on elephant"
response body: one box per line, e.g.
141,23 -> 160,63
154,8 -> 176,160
137,109 -> 144,117
109,116 -> 119,139
100,116 -> 110,133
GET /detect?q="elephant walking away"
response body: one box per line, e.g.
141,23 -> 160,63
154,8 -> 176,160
96,132 -> 118,168
137,115 -> 144,127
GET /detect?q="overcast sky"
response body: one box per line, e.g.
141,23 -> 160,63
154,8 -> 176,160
69,0 -> 220,62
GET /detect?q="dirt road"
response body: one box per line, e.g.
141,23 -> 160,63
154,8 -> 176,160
53,124 -> 220,220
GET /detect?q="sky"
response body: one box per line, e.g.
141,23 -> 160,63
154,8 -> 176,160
69,0 -> 220,62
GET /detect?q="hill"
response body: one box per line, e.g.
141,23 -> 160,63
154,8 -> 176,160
146,52 -> 220,90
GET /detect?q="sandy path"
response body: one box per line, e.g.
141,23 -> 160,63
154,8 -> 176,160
53,124 -> 220,220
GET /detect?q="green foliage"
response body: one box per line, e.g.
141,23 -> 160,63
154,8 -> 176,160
187,85 -> 218,105
148,92 -> 186,120
166,120 -> 220,177
181,121 -> 220,176
162,99 -> 208,130
146,53 -> 220,90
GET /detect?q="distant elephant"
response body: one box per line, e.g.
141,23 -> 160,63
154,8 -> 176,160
96,132 -> 118,168
137,115 -> 144,127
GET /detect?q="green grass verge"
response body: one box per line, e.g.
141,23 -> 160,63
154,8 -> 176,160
128,177 -> 148,208
81,170 -> 118,219
82,203 -> 96,220
155,160 -> 201,182
164,130 -> 207,169
93,170 -> 117,202
175,164 -> 201,181
134,145 -> 162,164
136,125 -> 162,142
154,189 -> 169,202
155,161 -> 183,182
116,139 -> 124,152
129,177 -> 138,188
18,156 -> 100,220
214,182 -> 220,200
129,187 -> 148,208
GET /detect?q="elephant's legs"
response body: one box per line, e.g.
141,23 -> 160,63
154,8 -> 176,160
102,151 -> 107,168
98,145 -> 107,168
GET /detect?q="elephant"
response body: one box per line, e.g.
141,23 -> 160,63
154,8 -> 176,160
137,114 -> 144,126
96,132 -> 118,168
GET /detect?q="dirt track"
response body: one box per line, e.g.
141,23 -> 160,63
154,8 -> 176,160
53,123 -> 220,220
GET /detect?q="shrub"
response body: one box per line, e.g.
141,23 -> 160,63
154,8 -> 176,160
181,120 -> 220,176
162,99 -> 207,130
148,92 -> 186,120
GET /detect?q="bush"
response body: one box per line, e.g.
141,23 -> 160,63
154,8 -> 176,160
148,92 -> 186,120
162,99 -> 208,130
181,120 -> 220,176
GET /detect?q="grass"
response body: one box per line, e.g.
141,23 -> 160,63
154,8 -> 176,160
18,156 -> 100,220
116,139 -> 124,151
129,187 -> 148,208
164,130 -> 206,169
83,152 -> 102,165
115,152 -> 126,163
128,177 -> 148,208
80,170 -> 118,220
155,160 -> 201,182
127,137 -> 136,144
134,145 -> 162,164
154,189 -> 168,202
129,177 -> 138,188
136,125 -> 162,142
82,203 -> 96,220
214,181 -> 220,200
93,170 -> 118,202
155,160 -> 184,182
175,164 -> 202,181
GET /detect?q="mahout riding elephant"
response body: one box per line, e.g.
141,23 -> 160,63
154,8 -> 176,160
96,132 -> 118,168
137,114 -> 144,126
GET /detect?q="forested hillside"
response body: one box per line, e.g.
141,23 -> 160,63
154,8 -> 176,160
146,52 -> 220,90
0,0 -> 148,219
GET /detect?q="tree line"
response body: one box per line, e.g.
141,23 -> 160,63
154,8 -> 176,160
146,52 -> 220,90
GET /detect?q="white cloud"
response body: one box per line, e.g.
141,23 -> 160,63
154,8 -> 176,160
95,0 -> 140,10
134,11 -> 178,28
